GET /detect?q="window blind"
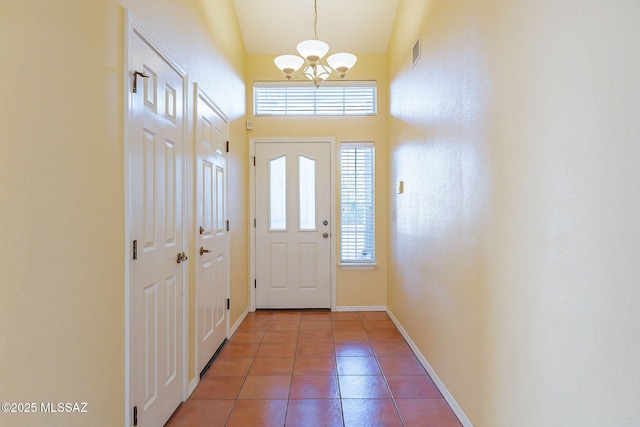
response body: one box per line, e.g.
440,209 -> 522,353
254,81 -> 376,116
340,143 -> 375,263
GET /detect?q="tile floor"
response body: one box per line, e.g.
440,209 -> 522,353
165,311 -> 461,427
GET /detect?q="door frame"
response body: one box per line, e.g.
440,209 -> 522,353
249,137 -> 337,311
124,11 -> 189,427
193,83 -> 230,375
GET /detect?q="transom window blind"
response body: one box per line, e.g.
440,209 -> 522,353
254,81 -> 376,116
340,143 -> 375,264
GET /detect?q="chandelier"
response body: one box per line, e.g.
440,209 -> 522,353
273,0 -> 357,87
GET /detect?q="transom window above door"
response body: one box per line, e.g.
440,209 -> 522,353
253,81 -> 377,116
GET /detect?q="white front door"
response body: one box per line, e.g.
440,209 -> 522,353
129,28 -> 185,427
255,141 -> 332,309
195,86 -> 228,374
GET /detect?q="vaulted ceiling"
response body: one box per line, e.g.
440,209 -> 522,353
232,0 -> 400,55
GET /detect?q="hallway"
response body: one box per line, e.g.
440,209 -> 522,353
165,311 -> 461,426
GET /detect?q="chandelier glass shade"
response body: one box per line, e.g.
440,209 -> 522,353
296,40 -> 329,64
274,0 -> 357,87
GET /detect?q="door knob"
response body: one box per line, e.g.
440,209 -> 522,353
200,247 -> 212,256
199,226 -> 205,234
323,232 -> 329,238
176,252 -> 188,263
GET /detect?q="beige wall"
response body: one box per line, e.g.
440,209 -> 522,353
0,0 -> 246,425
245,54 -> 388,308
387,0 -> 640,425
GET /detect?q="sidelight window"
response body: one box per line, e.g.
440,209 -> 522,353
340,142 -> 375,266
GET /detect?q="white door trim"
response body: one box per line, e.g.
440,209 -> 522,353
124,11 -> 189,427
249,137 -> 336,311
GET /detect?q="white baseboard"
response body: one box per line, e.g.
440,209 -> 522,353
229,307 -> 250,336
335,305 -> 387,312
386,308 -> 473,427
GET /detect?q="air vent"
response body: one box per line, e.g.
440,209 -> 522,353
412,36 -> 421,68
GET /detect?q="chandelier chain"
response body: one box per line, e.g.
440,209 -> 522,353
313,0 -> 318,40
273,0 -> 356,86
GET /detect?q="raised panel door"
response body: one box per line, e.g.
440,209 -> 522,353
255,142 -> 331,308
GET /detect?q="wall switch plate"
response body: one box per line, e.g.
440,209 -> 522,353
246,120 -> 253,130
396,181 -> 404,194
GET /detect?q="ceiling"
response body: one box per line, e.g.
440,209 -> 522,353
232,0 -> 400,55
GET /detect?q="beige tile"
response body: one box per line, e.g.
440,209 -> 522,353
386,375 -> 442,399
333,329 -> 368,343
261,330 -> 299,343
334,341 -> 375,357
237,320 -> 271,331
230,330 -> 265,343
358,311 -> 390,320
255,342 -> 297,358
218,342 -> 260,358
298,329 -> 333,342
190,376 -> 245,400
167,310 -> 461,427
293,357 -> 337,376
245,312 -> 274,321
362,319 -> 397,330
226,399 -> 287,427
337,356 -> 382,375
338,375 -> 391,399
285,399 -> 342,427
332,320 -> 364,330
377,356 -> 426,375
342,399 -> 403,427
296,341 -> 335,358
165,400 -> 233,427
366,328 -> 405,342
204,358 -> 253,377
267,321 -> 301,330
370,341 -> 414,357
300,319 -> 333,330
238,376 -> 292,400
248,357 -> 294,376
289,375 -> 340,399
300,312 -> 332,321
270,312 -> 302,321
395,398 -> 462,426
331,312 -> 360,320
